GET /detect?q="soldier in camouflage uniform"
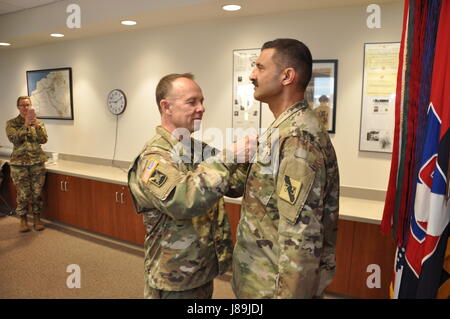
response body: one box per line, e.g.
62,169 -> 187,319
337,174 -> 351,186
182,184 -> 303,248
6,96 -> 48,232
314,95 -> 331,131
128,73 -> 251,299
232,39 -> 340,298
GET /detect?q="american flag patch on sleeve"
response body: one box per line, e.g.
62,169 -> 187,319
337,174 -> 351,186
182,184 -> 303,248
141,159 -> 159,184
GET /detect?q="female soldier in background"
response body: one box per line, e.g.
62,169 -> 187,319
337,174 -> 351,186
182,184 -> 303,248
6,96 -> 48,232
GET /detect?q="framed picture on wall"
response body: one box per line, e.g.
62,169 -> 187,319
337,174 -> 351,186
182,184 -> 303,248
232,48 -> 261,141
359,42 -> 400,153
26,67 -> 74,120
305,60 -> 338,134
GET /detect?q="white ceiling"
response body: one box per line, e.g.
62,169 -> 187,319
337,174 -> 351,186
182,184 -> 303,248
0,0 -> 62,15
0,0 -> 401,49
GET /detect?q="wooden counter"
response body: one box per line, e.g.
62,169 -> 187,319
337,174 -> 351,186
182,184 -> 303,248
1,157 -> 396,298
0,159 -> 145,245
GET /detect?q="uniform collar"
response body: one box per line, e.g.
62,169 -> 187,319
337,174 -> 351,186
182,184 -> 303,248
270,99 -> 309,129
155,125 -> 185,149
155,125 -> 197,159
259,99 -> 309,142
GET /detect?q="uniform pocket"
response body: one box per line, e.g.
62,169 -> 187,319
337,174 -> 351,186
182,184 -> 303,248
245,159 -> 276,220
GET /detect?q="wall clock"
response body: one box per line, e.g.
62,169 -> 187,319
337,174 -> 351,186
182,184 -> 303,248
107,89 -> 127,115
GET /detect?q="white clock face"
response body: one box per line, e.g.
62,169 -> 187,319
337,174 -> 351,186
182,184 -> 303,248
107,89 -> 127,115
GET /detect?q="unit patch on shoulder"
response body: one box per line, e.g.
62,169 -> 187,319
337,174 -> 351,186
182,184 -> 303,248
149,170 -> 167,187
279,175 -> 302,205
141,159 -> 159,184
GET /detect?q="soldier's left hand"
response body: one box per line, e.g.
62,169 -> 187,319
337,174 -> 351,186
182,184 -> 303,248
231,134 -> 258,163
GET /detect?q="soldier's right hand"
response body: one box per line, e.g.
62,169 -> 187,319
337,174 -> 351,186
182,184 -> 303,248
229,134 -> 258,163
25,108 -> 36,126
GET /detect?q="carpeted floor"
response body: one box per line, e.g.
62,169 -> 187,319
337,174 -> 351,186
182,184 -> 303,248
0,215 -> 235,299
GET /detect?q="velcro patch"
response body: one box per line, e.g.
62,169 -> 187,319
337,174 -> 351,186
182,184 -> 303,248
149,170 -> 167,187
279,175 -> 302,205
141,159 -> 159,184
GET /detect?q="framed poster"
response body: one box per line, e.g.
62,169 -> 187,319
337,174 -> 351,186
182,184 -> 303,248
26,67 -> 74,120
232,49 -> 261,141
305,60 -> 338,133
359,42 -> 400,152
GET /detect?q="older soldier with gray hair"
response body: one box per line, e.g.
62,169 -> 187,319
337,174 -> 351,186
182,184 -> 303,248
128,73 -> 254,299
6,96 -> 48,232
232,39 -> 340,298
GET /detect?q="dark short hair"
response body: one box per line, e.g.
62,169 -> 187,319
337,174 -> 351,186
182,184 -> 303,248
319,95 -> 329,103
17,96 -> 31,106
261,38 -> 312,90
155,73 -> 194,114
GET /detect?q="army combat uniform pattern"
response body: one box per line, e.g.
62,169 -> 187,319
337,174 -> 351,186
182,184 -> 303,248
6,115 -> 48,217
313,104 -> 330,131
232,99 -> 340,299
128,126 -> 246,298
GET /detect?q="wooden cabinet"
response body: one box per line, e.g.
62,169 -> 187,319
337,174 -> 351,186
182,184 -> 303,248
343,221 -> 396,298
113,186 -> 146,245
223,203 -> 396,299
43,173 -> 90,228
43,172 -> 145,245
326,219 -> 355,295
3,169 -> 146,245
90,180 -> 145,244
0,163 -> 16,210
324,219 -> 397,298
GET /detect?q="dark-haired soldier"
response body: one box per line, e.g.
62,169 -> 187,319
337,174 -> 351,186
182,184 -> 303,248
232,39 -> 340,299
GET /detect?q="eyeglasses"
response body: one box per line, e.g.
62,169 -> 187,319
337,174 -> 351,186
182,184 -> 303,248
18,104 -> 31,107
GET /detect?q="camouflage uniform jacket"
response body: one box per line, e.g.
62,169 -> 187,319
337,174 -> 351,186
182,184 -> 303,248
128,126 -> 246,291
6,115 -> 48,165
232,100 -> 340,298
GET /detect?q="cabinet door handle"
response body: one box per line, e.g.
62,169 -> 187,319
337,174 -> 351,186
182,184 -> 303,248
64,181 -> 68,192
60,181 -> 64,191
115,192 -> 119,203
120,192 -> 124,204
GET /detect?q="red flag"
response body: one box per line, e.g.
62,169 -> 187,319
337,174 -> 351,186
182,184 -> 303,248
399,0 -> 450,298
382,0 -> 410,237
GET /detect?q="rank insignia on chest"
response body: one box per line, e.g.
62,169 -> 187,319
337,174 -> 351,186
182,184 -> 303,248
149,170 -> 167,187
279,175 -> 302,204
141,159 -> 159,184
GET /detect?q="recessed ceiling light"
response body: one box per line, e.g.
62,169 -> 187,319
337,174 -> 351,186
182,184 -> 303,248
121,20 -> 137,26
0,42 -> 11,46
50,33 -> 64,38
222,4 -> 241,11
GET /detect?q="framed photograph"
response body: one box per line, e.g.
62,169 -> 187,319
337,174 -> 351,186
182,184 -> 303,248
232,49 -> 261,141
26,67 -> 74,120
359,42 -> 400,153
305,60 -> 338,134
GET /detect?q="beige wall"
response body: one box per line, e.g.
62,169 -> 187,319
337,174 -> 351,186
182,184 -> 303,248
0,2 -> 403,191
